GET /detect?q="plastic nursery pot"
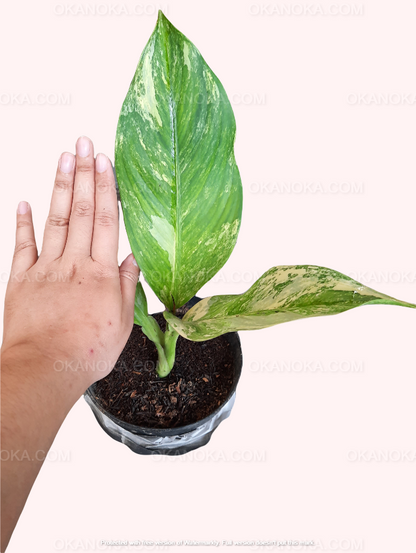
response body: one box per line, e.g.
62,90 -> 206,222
84,297 -> 243,456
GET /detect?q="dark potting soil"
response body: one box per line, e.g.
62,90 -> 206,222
93,312 -> 236,429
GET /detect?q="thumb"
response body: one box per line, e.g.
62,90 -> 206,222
119,253 -> 140,323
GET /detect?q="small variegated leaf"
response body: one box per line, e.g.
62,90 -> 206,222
164,265 -> 416,341
115,11 -> 242,311
134,282 -> 164,345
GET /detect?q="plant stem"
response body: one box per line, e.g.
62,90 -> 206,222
139,319 -> 179,378
153,341 -> 171,379
156,323 -> 179,378
134,283 -> 179,378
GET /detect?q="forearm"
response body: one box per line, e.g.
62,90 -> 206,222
0,137 -> 138,551
0,347 -> 87,551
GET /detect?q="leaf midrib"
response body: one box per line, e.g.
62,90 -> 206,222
161,26 -> 181,309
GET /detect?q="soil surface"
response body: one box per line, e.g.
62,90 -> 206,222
93,310 -> 236,429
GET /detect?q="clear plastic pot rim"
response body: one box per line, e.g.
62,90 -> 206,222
84,390 -> 237,454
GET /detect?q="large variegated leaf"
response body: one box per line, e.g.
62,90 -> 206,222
115,11 -> 242,311
164,265 -> 416,341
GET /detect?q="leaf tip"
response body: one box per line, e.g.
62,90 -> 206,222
156,9 -> 171,28
155,9 -> 180,38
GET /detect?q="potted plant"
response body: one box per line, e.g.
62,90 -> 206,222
84,11 -> 415,455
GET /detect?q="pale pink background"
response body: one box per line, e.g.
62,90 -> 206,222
1,0 -> 415,552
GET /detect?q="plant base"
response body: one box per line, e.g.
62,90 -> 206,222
84,298 -> 242,456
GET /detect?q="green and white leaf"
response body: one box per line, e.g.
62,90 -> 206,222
115,11 -> 242,311
164,265 -> 416,341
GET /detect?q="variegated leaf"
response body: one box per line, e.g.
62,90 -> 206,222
134,282 -> 164,345
164,265 -> 416,341
115,11 -> 242,311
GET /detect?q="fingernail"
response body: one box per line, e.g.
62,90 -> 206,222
17,201 -> 29,215
132,255 -> 138,267
96,153 -> 108,173
59,152 -> 75,174
76,136 -> 90,158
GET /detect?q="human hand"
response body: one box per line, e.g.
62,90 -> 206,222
1,136 -> 139,390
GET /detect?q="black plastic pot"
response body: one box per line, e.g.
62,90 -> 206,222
84,297 -> 243,456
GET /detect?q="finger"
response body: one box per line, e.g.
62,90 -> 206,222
40,152 -> 75,260
119,253 -> 140,325
64,136 -> 95,258
11,202 -> 38,276
91,154 -> 119,265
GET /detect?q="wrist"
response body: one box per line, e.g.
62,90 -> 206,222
1,343 -> 89,410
